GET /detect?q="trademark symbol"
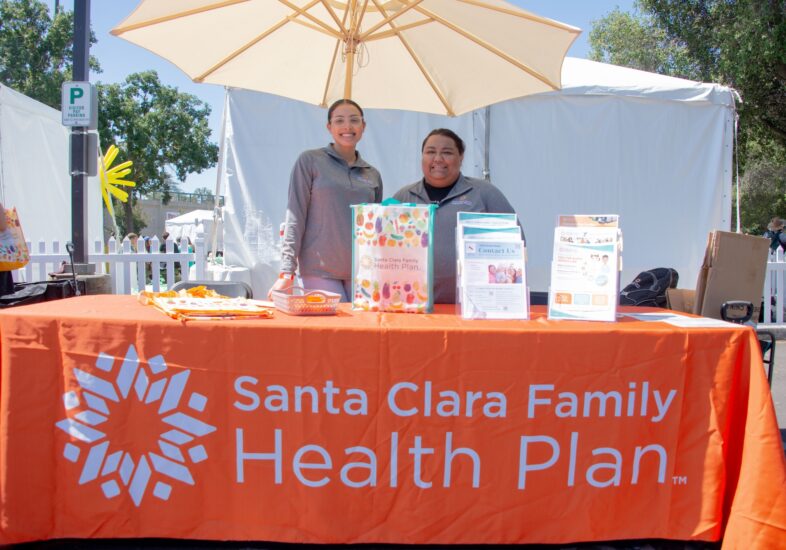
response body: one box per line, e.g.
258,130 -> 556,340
672,475 -> 688,485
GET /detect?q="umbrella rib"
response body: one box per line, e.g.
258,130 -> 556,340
456,0 -> 581,34
356,0 -> 371,32
290,18 -> 342,37
321,36 -> 344,106
111,0 -> 248,34
319,0 -> 348,35
414,4 -> 560,90
194,0 -> 326,82
365,19 -> 433,41
358,0 -> 425,41
277,0 -> 343,37
371,0 -> 454,116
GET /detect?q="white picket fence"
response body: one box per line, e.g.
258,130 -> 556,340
763,248 -> 785,325
14,234 -> 207,295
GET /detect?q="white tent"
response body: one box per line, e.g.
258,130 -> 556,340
164,209 -> 221,249
219,58 -> 735,298
0,84 -> 102,251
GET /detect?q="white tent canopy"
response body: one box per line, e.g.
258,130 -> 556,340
219,58 -> 735,298
0,84 -> 102,252
164,209 -> 222,250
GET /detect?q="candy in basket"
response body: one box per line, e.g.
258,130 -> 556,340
272,286 -> 341,316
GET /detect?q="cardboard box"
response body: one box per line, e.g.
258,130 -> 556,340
692,231 -> 770,320
666,288 -> 695,314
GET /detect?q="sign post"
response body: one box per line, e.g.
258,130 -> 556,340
65,0 -> 93,267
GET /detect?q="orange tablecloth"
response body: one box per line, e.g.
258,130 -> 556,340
1,295 -> 785,547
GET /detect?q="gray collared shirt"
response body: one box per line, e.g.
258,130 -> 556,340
393,174 -> 519,303
281,145 -> 383,279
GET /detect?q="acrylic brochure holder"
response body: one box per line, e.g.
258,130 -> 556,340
547,214 -> 622,322
455,212 -> 528,320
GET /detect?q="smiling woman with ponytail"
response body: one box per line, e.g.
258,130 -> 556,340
268,99 -> 383,302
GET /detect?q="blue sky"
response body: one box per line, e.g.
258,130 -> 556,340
55,1 -> 636,191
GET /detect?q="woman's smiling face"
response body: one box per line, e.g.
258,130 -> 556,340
421,134 -> 463,188
327,103 -> 365,150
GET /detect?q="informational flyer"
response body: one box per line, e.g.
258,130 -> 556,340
548,215 -> 621,322
459,239 -> 528,319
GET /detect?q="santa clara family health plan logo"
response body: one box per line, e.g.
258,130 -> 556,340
56,345 -> 216,506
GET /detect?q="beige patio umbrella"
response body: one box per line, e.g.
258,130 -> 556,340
112,0 -> 580,116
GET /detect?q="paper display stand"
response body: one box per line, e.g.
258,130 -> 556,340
456,212 -> 528,320
351,201 -> 435,313
547,215 -> 622,322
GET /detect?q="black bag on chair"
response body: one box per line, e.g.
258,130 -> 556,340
0,280 -> 85,309
619,268 -> 679,308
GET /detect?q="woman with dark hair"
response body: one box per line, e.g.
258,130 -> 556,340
393,128 -> 519,304
268,99 -> 383,301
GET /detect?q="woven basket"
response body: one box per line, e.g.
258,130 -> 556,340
272,286 -> 340,316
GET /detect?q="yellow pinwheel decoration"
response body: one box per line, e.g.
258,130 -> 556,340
99,144 -> 136,219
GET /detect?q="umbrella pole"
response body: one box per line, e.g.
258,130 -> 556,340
343,0 -> 359,99
344,47 -> 354,99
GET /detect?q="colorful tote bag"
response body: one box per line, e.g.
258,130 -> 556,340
351,200 -> 435,313
0,208 -> 29,271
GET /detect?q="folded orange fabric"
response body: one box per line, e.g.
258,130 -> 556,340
138,286 -> 274,321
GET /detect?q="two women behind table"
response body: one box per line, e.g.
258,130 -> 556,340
269,110 -> 518,305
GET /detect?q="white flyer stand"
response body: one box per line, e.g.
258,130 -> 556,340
548,215 -> 622,322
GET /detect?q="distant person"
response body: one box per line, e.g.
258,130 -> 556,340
159,231 -> 181,283
393,128 -> 519,303
126,232 -> 139,252
763,217 -> 786,253
0,202 -> 15,296
160,231 -> 180,253
268,99 -> 383,301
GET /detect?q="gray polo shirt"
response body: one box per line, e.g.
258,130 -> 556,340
393,174 -> 519,303
281,145 -> 383,279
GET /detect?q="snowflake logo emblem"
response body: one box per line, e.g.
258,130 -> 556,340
56,344 -> 216,506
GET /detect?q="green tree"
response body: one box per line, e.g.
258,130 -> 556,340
191,186 -> 215,199
639,0 -> 786,163
97,71 -> 219,233
0,0 -> 100,108
738,160 -> 786,235
588,7 -> 702,79
589,0 -> 786,231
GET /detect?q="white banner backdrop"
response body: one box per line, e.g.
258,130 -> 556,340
219,58 -> 734,299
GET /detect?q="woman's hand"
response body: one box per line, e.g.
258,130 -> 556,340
267,276 -> 294,300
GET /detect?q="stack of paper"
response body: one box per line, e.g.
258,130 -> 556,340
548,215 -> 622,322
455,212 -> 528,320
